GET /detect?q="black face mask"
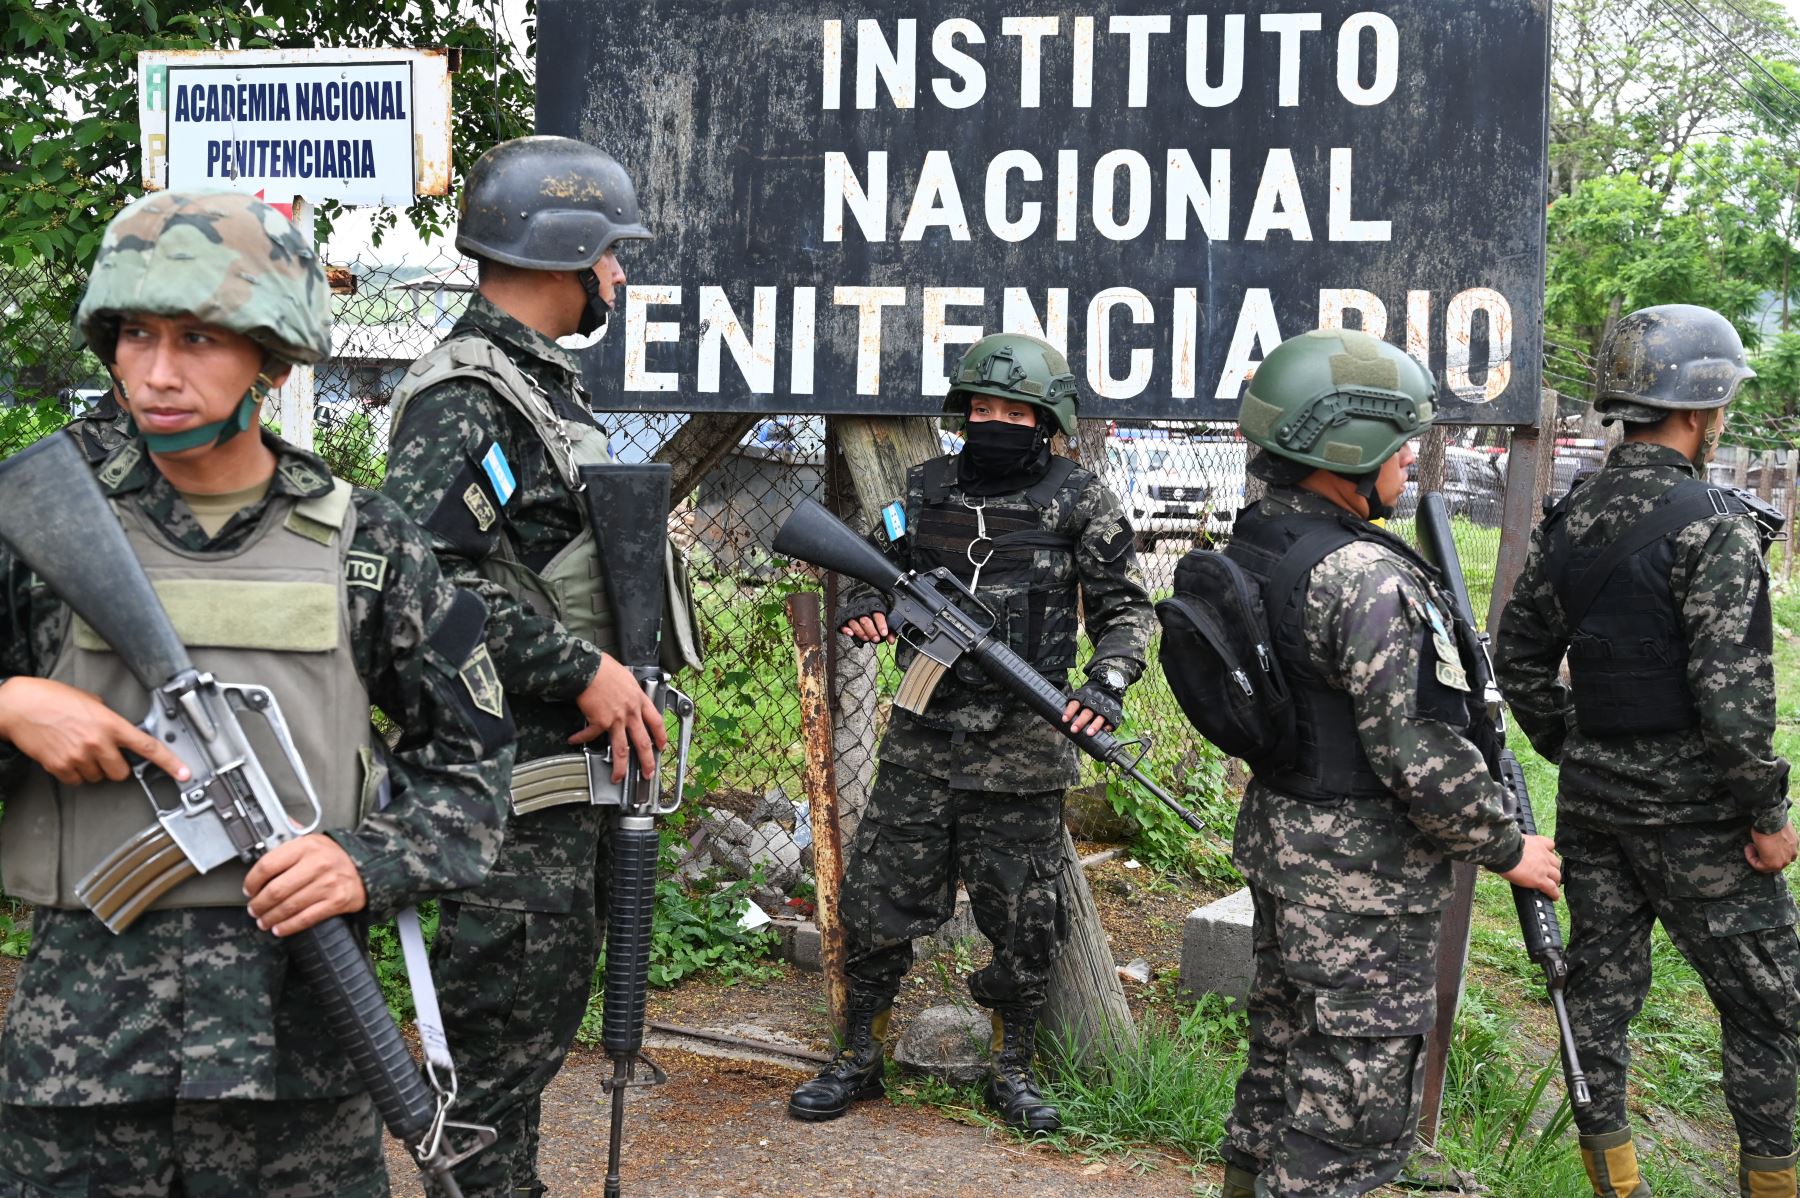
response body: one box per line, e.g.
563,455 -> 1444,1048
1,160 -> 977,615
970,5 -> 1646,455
959,418 -> 1051,495
577,269 -> 610,336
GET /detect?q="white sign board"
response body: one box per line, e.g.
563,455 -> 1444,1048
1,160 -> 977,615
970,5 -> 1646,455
139,48 -> 452,205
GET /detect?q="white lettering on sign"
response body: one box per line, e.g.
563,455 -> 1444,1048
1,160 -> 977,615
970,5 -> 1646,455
1445,288 -> 1515,403
698,286 -> 778,393
1088,287 -> 1155,399
922,287 -> 986,395
609,9 -> 1540,417
1217,288 -> 1283,399
1002,288 -> 1069,354
162,61 -> 415,204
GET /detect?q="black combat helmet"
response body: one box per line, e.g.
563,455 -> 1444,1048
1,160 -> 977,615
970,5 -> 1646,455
1595,304 -> 1755,417
456,135 -> 651,270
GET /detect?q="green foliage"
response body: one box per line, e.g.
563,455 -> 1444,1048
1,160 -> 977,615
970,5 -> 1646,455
0,394 -> 72,458
313,407 -> 387,488
0,896 -> 32,958
685,576 -> 811,803
368,901 -> 437,1024
0,2 -> 535,269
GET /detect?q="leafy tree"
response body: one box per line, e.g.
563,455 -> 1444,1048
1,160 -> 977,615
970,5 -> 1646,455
0,0 -> 535,405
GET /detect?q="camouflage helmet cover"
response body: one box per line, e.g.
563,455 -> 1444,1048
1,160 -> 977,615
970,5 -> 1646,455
1596,303 -> 1754,415
944,332 -> 1081,437
1237,328 -> 1436,475
75,190 -> 331,365
456,135 -> 652,271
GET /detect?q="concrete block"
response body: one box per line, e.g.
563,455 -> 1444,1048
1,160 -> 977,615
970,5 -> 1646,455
767,889 -> 985,975
771,917 -> 821,971
1180,887 -> 1255,1004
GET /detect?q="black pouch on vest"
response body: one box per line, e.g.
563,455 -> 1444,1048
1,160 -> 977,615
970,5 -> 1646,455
1154,526 -> 1352,762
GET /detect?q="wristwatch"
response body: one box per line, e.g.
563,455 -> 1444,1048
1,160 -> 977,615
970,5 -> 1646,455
1091,665 -> 1129,694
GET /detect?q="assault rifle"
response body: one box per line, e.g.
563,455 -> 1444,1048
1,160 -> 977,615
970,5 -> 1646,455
773,497 -> 1205,834
1417,492 -> 1591,1108
577,463 -> 691,1198
0,432 -> 493,1194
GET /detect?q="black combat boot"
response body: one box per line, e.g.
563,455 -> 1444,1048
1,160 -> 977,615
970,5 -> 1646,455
983,1007 -> 1061,1132
786,993 -> 891,1121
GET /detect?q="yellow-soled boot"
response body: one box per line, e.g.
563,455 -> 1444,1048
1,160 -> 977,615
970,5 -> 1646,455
1220,1163 -> 1259,1198
1741,1150 -> 1799,1198
1580,1129 -> 1651,1197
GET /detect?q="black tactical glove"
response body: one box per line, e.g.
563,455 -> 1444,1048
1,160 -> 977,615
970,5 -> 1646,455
834,593 -> 890,638
1069,683 -> 1125,732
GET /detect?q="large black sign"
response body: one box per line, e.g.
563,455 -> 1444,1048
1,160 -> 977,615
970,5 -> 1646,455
538,2 -> 1549,424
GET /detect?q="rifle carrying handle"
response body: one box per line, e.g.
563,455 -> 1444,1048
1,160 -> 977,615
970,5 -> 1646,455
602,818 -> 659,1058
289,916 -> 437,1142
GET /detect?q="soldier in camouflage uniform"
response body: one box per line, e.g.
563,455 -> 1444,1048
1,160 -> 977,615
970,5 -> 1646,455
785,332 -> 1155,1133
381,136 -> 694,1198
0,190 -> 511,1197
1217,329 -> 1562,1198
1498,305 -> 1800,1198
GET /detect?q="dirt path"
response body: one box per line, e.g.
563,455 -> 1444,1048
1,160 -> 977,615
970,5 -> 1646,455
386,1045 -> 1209,1198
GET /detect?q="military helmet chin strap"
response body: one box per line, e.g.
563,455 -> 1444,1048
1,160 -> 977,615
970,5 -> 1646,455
116,368 -> 279,454
1345,469 -> 1394,521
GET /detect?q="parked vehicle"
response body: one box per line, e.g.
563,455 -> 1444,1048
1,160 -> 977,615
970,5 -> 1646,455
1102,434 -> 1247,548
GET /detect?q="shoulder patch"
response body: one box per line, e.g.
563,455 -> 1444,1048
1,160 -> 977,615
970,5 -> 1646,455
881,501 -> 907,542
278,458 -> 334,495
463,483 -> 498,532
459,643 -> 506,718
96,440 -> 142,489
344,550 -> 390,592
480,441 -> 517,506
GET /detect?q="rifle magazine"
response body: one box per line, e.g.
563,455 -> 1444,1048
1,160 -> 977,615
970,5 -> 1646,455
76,824 -> 200,933
895,655 -> 948,715
508,755 -> 592,815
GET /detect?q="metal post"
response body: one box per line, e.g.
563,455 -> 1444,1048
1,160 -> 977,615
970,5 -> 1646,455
786,591 -> 847,1033
1419,387 -> 1557,1148
275,196 -> 316,452
1785,449 -> 1798,585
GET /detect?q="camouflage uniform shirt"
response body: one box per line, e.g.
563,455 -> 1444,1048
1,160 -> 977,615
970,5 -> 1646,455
0,433 -> 511,1105
1497,441 -> 1790,833
1233,488 -> 1525,915
840,454 -> 1155,792
381,293 -> 608,910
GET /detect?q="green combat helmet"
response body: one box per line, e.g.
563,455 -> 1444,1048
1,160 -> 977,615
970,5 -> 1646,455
1237,327 -> 1436,474
944,332 -> 1080,437
1594,303 -> 1754,424
75,189 -> 331,452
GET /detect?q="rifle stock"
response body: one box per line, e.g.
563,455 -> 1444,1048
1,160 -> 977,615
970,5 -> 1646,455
1417,494 -> 1591,1108
774,498 -> 1207,835
0,432 -> 494,1192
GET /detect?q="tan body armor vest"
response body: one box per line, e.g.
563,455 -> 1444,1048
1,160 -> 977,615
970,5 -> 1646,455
389,335 -> 701,670
1,482 -> 373,910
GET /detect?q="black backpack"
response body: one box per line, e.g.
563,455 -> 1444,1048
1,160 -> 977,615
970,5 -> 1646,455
1155,525 -> 1356,762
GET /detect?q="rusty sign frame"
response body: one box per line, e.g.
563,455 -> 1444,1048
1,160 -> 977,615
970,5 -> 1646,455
138,47 -> 453,201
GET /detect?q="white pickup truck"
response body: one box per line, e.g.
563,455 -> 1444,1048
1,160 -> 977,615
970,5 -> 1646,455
1102,434 -> 1248,549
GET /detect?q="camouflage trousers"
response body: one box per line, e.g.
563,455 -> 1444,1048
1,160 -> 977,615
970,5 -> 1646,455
1561,816 -> 1800,1156
0,1092 -> 386,1197
840,762 -> 1067,1011
426,835 -> 609,1198
1222,886 -> 1439,1197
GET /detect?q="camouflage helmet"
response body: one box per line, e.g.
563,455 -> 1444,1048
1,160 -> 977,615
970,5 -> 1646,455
1237,328 -> 1436,475
1595,304 -> 1754,416
457,136 -> 652,271
944,332 -> 1080,437
76,190 -> 330,365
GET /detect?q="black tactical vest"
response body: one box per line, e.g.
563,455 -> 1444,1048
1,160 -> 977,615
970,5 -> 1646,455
1227,503 -> 1430,803
898,455 -> 1080,729
1545,477 -> 1748,738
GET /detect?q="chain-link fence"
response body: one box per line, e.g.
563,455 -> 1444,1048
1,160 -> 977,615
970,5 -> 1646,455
0,239 -> 1560,898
